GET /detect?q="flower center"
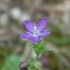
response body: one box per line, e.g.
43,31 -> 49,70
33,26 -> 40,37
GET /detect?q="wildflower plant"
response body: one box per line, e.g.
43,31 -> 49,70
20,17 -> 51,70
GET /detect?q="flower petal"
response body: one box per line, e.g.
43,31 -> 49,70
38,17 -> 47,31
20,32 -> 33,39
24,20 -> 34,32
31,36 -> 41,43
40,29 -> 51,37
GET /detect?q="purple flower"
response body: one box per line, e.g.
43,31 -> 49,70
20,17 -> 51,43
20,61 -> 28,70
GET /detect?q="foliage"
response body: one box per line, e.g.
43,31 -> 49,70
1,54 -> 21,70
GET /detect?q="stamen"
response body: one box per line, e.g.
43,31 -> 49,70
33,25 -> 40,37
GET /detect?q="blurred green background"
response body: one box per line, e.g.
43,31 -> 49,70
0,0 -> 70,70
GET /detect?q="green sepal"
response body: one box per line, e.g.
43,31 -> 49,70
28,58 -> 36,70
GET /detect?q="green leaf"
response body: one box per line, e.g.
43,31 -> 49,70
1,54 -> 21,70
